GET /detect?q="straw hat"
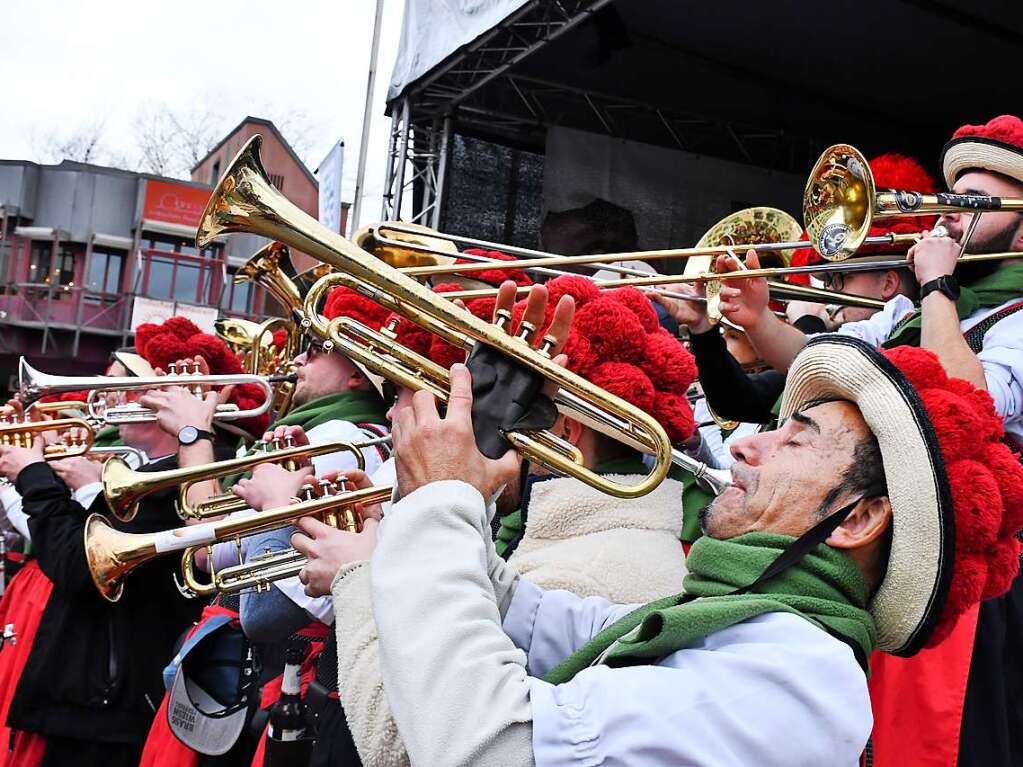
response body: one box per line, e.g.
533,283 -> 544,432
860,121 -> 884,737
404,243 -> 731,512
781,336 -> 1023,655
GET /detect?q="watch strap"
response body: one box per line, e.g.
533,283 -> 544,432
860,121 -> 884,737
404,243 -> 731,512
920,275 -> 959,301
179,427 -> 216,445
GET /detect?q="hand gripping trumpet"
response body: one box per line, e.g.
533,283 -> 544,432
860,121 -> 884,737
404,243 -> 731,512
102,435 -> 390,522
85,479 -> 392,602
200,135 -> 673,499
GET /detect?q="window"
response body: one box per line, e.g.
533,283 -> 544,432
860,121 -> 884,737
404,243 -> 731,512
220,273 -> 253,314
140,233 -> 223,306
86,248 -> 125,295
27,240 -> 75,300
29,241 -> 74,287
269,173 -> 285,191
147,255 -> 175,299
211,159 -> 221,185
28,241 -> 52,283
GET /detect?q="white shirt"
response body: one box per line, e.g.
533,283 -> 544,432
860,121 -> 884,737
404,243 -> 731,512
505,580 -> 871,766
836,294 -> 1023,443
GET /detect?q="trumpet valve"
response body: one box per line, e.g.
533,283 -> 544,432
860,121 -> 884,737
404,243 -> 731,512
300,483 -> 315,501
516,320 -> 537,345
382,316 -> 400,339
538,334 -> 559,358
168,362 -> 179,375
317,479 -> 334,496
493,308 -> 512,331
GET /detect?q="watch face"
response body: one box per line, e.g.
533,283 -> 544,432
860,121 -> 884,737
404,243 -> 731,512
179,425 -> 198,444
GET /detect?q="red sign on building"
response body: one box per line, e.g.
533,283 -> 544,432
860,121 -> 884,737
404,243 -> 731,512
142,179 -> 211,228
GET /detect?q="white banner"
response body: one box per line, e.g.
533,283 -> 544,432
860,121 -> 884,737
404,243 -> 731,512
317,140 -> 346,234
130,297 -> 219,334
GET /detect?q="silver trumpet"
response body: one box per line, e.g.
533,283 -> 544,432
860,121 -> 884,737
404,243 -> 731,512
18,358 -> 279,425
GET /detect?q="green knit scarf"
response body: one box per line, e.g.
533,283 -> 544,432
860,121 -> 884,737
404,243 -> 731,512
883,261 -> 1023,349
220,389 -> 386,491
544,532 -> 876,685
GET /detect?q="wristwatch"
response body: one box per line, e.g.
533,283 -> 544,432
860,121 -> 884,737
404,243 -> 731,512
920,275 -> 960,302
177,425 -> 216,446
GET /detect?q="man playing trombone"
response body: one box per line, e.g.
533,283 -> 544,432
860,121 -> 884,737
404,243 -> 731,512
718,115 -> 1023,448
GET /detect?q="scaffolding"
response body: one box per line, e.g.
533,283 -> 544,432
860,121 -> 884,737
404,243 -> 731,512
381,0 -> 613,226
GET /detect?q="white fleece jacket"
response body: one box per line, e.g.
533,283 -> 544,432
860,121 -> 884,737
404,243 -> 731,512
332,474 -> 687,765
508,474 -> 687,602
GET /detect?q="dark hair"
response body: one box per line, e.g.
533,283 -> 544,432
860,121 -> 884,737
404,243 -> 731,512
815,432 -> 888,519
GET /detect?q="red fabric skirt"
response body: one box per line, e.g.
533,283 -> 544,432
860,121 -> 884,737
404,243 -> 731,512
867,602 -> 979,767
0,561 -> 53,767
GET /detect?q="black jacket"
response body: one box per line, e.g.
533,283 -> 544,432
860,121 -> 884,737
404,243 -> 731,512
689,316 -> 828,425
7,451 -> 229,744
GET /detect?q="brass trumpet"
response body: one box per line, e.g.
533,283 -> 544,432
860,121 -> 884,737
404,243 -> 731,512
102,435 -> 390,522
198,135 -> 672,499
85,480 -> 392,601
301,275 -> 730,495
19,358 -> 276,425
0,416 -> 94,459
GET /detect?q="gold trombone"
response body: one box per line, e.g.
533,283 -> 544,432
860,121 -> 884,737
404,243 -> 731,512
359,219 -> 883,311
102,435 -> 390,522
85,479 -> 392,601
805,143 -> 1023,259
198,134 -> 673,500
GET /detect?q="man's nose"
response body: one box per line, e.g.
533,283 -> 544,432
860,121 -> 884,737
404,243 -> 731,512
729,429 -> 770,465
293,352 -> 308,367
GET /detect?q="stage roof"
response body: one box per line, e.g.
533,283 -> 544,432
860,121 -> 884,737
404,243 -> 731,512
389,0 -> 1023,174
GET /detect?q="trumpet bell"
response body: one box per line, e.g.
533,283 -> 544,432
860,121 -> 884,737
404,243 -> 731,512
102,456 -> 146,522
84,514 -> 135,602
354,222 -> 459,269
697,207 -> 802,322
804,144 -> 876,261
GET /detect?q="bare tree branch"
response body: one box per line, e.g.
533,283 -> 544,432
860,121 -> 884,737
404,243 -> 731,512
32,121 -> 109,164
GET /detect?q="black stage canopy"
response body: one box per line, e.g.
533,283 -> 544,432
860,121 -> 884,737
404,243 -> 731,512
393,0 -> 1023,177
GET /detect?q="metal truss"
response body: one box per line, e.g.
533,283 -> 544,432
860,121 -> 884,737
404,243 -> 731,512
380,100 -> 451,227
412,0 -> 616,115
382,0 -> 612,225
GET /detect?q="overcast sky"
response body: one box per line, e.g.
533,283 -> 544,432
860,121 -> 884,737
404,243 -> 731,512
0,0 -> 407,229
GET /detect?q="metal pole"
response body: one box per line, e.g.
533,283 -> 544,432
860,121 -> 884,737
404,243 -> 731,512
349,0 -> 386,235
430,116 -> 452,230
392,99 -> 411,220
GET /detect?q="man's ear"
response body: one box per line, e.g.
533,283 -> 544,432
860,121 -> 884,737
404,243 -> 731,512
552,414 -> 585,446
826,495 -> 892,550
347,369 -> 369,391
1012,218 -> 1023,252
880,270 -> 901,301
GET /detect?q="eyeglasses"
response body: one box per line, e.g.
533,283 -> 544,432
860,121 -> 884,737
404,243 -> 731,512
822,272 -> 847,292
